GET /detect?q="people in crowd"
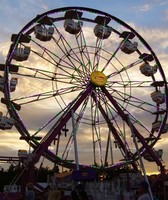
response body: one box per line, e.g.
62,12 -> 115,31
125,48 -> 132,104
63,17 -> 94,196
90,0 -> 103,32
43,185 -> 51,200
71,184 -> 88,200
25,182 -> 35,200
59,189 -> 66,200
71,189 -> 78,200
137,181 -> 151,200
48,190 -> 64,200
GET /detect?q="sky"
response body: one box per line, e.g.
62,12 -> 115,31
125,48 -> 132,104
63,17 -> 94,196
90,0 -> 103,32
0,0 -> 168,176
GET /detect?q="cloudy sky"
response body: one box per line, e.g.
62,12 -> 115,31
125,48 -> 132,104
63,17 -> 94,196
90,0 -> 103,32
0,0 -> 168,175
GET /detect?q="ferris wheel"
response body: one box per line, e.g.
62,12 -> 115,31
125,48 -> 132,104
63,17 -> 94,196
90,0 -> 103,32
0,7 -> 168,172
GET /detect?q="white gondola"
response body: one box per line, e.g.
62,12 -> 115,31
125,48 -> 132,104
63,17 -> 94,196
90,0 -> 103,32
144,149 -> 163,162
0,75 -> 4,92
94,24 -> 112,39
64,19 -> 83,34
0,76 -> 18,92
13,46 -> 31,61
18,149 -> 28,158
0,114 -> 15,130
139,63 -> 157,76
152,121 -> 168,133
10,77 -> 18,92
120,40 -> 138,54
34,25 -> 54,41
151,91 -> 165,104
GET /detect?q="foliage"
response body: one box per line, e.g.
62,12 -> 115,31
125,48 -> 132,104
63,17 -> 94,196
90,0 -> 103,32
0,164 -> 58,192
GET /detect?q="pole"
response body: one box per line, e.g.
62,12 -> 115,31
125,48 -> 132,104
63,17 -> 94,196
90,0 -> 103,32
126,114 -> 154,200
71,109 -> 79,170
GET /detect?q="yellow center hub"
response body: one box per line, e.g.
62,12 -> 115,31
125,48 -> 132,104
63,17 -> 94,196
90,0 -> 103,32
90,71 -> 107,87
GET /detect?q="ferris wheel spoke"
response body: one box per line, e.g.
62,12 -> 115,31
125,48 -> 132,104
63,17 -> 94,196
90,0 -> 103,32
31,41 -> 85,78
53,24 -> 83,65
107,58 -> 143,79
77,27 -> 93,72
14,70 -> 82,85
107,87 -> 158,114
21,41 -> 70,70
51,25 -> 88,79
11,85 -> 83,105
73,9 -> 93,72
15,72 -> 78,85
92,39 -> 103,71
101,30 -> 141,73
101,40 -> 126,73
52,36 -> 85,76
74,33 -> 92,75
27,39 -> 86,83
106,80 -> 155,88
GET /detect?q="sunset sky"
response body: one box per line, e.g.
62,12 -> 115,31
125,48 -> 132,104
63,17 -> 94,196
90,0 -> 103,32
0,0 -> 168,175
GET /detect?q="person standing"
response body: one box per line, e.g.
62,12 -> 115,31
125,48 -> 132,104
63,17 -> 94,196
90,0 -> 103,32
25,183 -> 35,200
71,184 -> 88,200
137,181 -> 151,200
48,190 -> 62,200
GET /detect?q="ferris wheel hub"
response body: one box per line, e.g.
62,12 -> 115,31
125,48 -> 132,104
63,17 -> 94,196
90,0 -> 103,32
90,71 -> 107,87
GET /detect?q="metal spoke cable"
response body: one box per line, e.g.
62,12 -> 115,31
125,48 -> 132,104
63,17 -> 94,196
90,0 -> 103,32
108,87 -> 158,113
75,33 -> 91,75
52,25 -> 87,81
107,58 -> 144,79
24,39 -> 83,81
11,86 -> 83,105
106,80 -> 157,88
77,25 -> 93,72
92,38 -> 103,71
